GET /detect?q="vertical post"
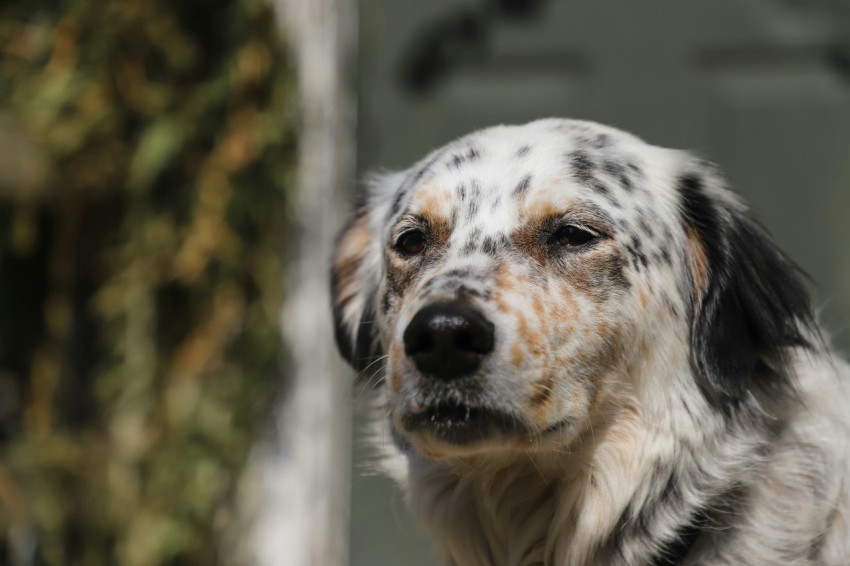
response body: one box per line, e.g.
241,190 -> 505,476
255,0 -> 357,564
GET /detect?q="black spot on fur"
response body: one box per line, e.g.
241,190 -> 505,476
592,133 -> 611,148
568,150 -> 595,184
637,215 -> 653,237
470,180 -> 483,200
458,183 -> 468,201
332,287 -> 381,375
447,146 -> 480,170
603,159 -> 633,191
481,236 -> 499,256
678,172 -> 819,408
513,174 -> 532,196
463,228 -> 482,255
590,181 -> 609,195
626,162 -> 643,177
389,190 -> 406,217
516,145 -> 531,158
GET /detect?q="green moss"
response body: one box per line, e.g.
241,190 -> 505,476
0,0 -> 294,563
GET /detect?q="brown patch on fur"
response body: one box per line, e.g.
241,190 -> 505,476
568,245 -> 630,300
386,205 -> 454,299
420,448 -> 445,460
389,343 -> 404,392
529,374 -> 554,408
494,262 -> 515,295
511,343 -> 525,368
687,226 -> 709,301
512,200 -> 564,265
386,253 -> 418,297
531,293 -> 545,319
332,213 -> 372,311
517,311 -> 546,360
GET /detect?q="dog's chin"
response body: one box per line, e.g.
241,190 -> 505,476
396,401 -> 546,458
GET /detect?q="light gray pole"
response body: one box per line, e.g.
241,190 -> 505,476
255,0 -> 357,564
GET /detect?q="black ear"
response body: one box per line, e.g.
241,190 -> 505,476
330,211 -> 383,373
677,168 -> 818,406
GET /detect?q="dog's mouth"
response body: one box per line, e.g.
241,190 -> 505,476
400,401 -> 523,445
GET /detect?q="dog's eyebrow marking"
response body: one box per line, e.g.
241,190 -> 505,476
387,149 -> 449,220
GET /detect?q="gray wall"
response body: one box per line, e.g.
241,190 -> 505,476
352,1 -> 850,563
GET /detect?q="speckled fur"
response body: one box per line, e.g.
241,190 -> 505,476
331,119 -> 850,565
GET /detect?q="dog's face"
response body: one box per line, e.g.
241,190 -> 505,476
332,119 -> 813,459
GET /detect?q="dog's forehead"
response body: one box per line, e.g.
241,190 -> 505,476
400,119 -> 665,235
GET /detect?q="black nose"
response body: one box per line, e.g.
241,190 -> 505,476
403,302 -> 495,380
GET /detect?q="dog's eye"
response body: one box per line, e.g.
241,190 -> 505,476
396,230 -> 427,255
549,225 -> 597,248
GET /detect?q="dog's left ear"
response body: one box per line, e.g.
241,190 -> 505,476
677,162 -> 818,405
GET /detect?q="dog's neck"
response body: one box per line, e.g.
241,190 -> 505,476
405,399 -> 675,565
398,340 -> 764,566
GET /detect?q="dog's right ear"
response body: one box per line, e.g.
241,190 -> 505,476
330,171 -> 408,373
331,209 -> 382,373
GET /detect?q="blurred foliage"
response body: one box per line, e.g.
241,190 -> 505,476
0,0 -> 295,563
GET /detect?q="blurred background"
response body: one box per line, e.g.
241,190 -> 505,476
0,0 -> 848,565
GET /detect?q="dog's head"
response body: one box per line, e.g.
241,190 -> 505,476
331,119 -> 815,458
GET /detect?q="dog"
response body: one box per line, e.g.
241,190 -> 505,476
330,119 -> 850,565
